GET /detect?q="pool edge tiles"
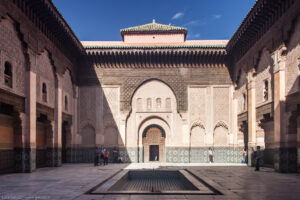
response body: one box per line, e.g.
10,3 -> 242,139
89,169 -> 221,195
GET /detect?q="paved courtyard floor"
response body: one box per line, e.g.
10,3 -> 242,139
0,163 -> 300,200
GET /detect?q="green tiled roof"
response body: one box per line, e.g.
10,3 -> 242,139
121,20 -> 187,34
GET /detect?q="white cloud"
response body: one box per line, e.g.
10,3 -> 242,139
184,20 -> 206,27
213,14 -> 222,19
188,33 -> 201,39
172,12 -> 184,20
193,33 -> 200,38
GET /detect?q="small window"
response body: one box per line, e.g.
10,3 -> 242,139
156,98 -> 161,109
4,62 -> 12,88
42,83 -> 47,102
263,80 -> 268,101
243,93 -> 246,111
65,96 -> 68,111
147,98 -> 152,110
166,98 -> 171,110
137,98 -> 142,111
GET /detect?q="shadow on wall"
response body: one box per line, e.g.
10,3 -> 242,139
70,56 -> 132,164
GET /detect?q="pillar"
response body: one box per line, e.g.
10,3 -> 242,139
54,76 -> 62,166
232,87 -> 238,146
13,111 -> 26,172
46,120 -> 55,166
23,70 -> 37,172
272,44 -> 290,172
247,69 -> 256,166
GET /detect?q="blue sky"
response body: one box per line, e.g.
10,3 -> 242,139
52,0 -> 255,41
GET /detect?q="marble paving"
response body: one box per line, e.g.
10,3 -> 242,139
0,163 -> 299,200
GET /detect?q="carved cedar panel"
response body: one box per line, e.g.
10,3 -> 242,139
79,87 -> 96,125
213,87 -> 229,125
236,69 -> 247,114
189,87 -> 206,124
36,51 -> 55,108
103,87 -> 119,126
255,50 -> 273,105
286,20 -> 300,95
61,70 -> 73,115
0,19 -> 25,96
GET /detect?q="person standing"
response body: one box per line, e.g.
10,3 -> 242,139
94,147 -> 99,166
243,148 -> 248,164
255,146 -> 262,171
208,147 -> 214,163
104,148 -> 109,165
112,147 -> 118,163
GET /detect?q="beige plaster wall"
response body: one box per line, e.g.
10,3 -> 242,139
188,86 -> 233,147
124,33 -> 185,43
78,85 -> 121,147
127,80 -> 189,148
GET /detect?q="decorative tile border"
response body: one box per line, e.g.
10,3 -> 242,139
274,147 -> 297,173
68,147 -> 244,164
166,147 -> 244,163
0,150 -> 14,174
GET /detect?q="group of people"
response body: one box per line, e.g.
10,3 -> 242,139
94,147 -> 109,166
94,147 -> 122,166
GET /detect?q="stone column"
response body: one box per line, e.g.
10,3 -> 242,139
247,69 -> 256,166
46,120 -> 55,166
13,111 -> 26,172
22,70 -> 37,172
272,45 -> 287,172
71,86 -> 79,163
231,86 -> 238,146
232,94 -> 238,146
54,75 -> 62,167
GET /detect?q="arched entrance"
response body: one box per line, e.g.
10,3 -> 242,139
142,125 -> 166,162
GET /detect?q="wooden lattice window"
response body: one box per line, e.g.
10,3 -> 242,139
263,80 -> 269,101
42,83 -> 47,102
4,62 -> 12,88
243,93 -> 246,111
65,96 -> 68,111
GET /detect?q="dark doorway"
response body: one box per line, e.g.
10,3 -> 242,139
36,114 -> 48,168
62,121 -> 68,163
149,145 -> 159,161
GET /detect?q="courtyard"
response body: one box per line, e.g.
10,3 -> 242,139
0,164 -> 300,200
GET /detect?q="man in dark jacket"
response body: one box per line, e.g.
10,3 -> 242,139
255,146 -> 262,171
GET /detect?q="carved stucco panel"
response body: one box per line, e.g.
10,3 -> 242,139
121,76 -> 186,112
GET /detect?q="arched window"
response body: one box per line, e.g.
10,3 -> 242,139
156,98 -> 161,109
147,98 -> 152,110
166,98 -> 171,110
263,80 -> 268,101
65,96 -> 68,111
42,83 -> 47,102
4,62 -> 12,88
137,98 -> 142,111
